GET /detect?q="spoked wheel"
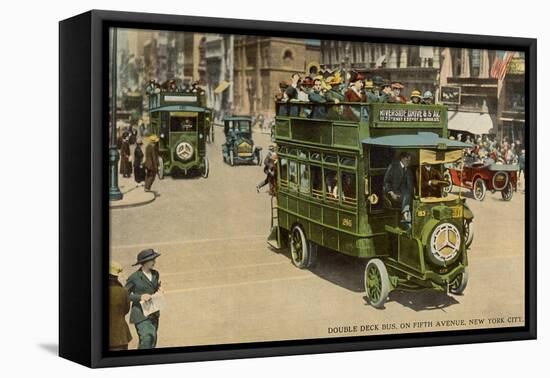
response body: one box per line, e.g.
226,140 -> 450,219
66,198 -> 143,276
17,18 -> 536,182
501,182 -> 513,201
364,259 -> 391,309
449,268 -> 469,295
202,157 -> 209,178
443,170 -> 453,193
229,150 -> 235,166
289,224 -> 317,269
211,125 -> 215,143
463,219 -> 474,248
157,156 -> 164,180
472,178 -> 486,201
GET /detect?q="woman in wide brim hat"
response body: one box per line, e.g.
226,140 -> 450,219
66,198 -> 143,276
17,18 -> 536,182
125,248 -> 163,349
132,248 -> 161,266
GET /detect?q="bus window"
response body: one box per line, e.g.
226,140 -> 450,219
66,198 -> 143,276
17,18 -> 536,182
324,154 -> 338,165
310,152 -> 321,161
311,165 -> 323,198
289,160 -> 298,191
299,164 -> 310,194
341,171 -> 357,206
340,156 -> 356,167
325,169 -> 338,201
369,146 -> 394,169
171,116 -> 196,132
280,158 -> 288,188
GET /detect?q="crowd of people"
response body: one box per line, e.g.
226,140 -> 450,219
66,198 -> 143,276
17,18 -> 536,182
458,133 -> 526,182
275,70 -> 435,108
117,125 -> 160,192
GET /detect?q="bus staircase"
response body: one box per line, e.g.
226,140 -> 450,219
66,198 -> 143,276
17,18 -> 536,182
267,195 -> 281,249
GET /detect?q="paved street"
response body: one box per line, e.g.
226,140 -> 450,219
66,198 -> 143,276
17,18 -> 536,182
111,126 -> 526,349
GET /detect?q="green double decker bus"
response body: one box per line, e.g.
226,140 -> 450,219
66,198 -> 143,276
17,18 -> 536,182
148,89 -> 212,178
269,101 -> 474,308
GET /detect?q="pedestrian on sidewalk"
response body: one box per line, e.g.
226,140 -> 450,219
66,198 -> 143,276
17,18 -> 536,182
119,132 -> 132,178
144,135 -> 159,192
133,138 -> 145,186
109,261 -> 132,351
125,249 -> 163,349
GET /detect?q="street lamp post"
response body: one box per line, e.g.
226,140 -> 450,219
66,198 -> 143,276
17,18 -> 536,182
109,27 -> 123,201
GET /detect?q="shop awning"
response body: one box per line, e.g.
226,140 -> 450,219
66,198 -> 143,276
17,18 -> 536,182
448,111 -> 495,135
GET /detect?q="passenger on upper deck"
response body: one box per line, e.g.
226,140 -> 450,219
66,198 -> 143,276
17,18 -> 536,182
309,78 -> 328,119
366,76 -> 390,103
298,76 -> 313,102
344,72 -> 366,102
422,91 -> 434,105
410,90 -> 422,104
285,73 -> 301,102
325,74 -> 344,103
389,81 -> 408,104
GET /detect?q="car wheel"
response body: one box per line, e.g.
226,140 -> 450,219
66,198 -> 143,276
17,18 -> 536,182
202,157 -> 209,178
229,150 -> 235,166
289,224 -> 316,269
472,178 -> 486,201
464,219 -> 474,248
501,182 -> 513,201
442,170 -> 453,193
449,268 -> 469,295
256,150 -> 262,166
157,156 -> 164,180
364,259 -> 391,309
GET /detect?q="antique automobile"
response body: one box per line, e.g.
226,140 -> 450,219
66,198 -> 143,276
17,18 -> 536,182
443,158 -> 518,201
269,101 -> 475,308
147,88 -> 211,178
222,115 -> 262,166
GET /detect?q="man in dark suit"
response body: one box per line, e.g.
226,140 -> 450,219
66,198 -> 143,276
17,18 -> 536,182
384,152 -> 414,224
125,249 -> 162,349
144,135 -> 159,192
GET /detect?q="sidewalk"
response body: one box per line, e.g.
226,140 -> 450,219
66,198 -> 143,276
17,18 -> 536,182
110,175 -> 156,209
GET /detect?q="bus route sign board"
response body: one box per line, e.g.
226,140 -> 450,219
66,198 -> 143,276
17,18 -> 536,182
378,109 -> 442,123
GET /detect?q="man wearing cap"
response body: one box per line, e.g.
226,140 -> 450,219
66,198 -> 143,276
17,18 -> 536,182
125,249 -> 162,349
109,261 -> 132,351
308,78 -> 328,119
144,135 -> 159,192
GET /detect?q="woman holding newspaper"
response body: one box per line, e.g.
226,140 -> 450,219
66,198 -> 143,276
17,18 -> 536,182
125,249 -> 164,349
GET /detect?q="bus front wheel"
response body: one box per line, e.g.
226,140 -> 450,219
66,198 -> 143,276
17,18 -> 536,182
364,259 -> 391,309
157,156 -> 164,180
290,224 -> 317,269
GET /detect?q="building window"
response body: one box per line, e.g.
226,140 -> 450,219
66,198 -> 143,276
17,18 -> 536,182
283,49 -> 294,64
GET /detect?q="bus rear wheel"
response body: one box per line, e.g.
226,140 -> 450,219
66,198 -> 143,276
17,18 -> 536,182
202,157 -> 209,178
364,259 -> 391,309
289,224 -> 317,269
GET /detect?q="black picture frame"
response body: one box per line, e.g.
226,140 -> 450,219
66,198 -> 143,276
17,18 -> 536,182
59,9 -> 537,368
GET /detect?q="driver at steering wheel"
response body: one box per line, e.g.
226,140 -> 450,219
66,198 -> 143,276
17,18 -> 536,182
421,164 -> 444,197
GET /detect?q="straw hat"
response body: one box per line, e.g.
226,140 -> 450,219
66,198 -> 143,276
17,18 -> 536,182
109,261 -> 123,277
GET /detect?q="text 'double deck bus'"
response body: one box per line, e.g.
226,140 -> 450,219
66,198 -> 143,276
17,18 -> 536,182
268,101 -> 474,308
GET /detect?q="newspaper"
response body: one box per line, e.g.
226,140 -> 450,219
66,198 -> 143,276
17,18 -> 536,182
140,292 -> 166,317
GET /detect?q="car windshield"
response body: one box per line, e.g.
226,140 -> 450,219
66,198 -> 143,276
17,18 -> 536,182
235,120 -> 251,134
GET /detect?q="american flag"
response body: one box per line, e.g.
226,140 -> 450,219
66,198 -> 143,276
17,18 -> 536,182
490,51 -> 515,80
